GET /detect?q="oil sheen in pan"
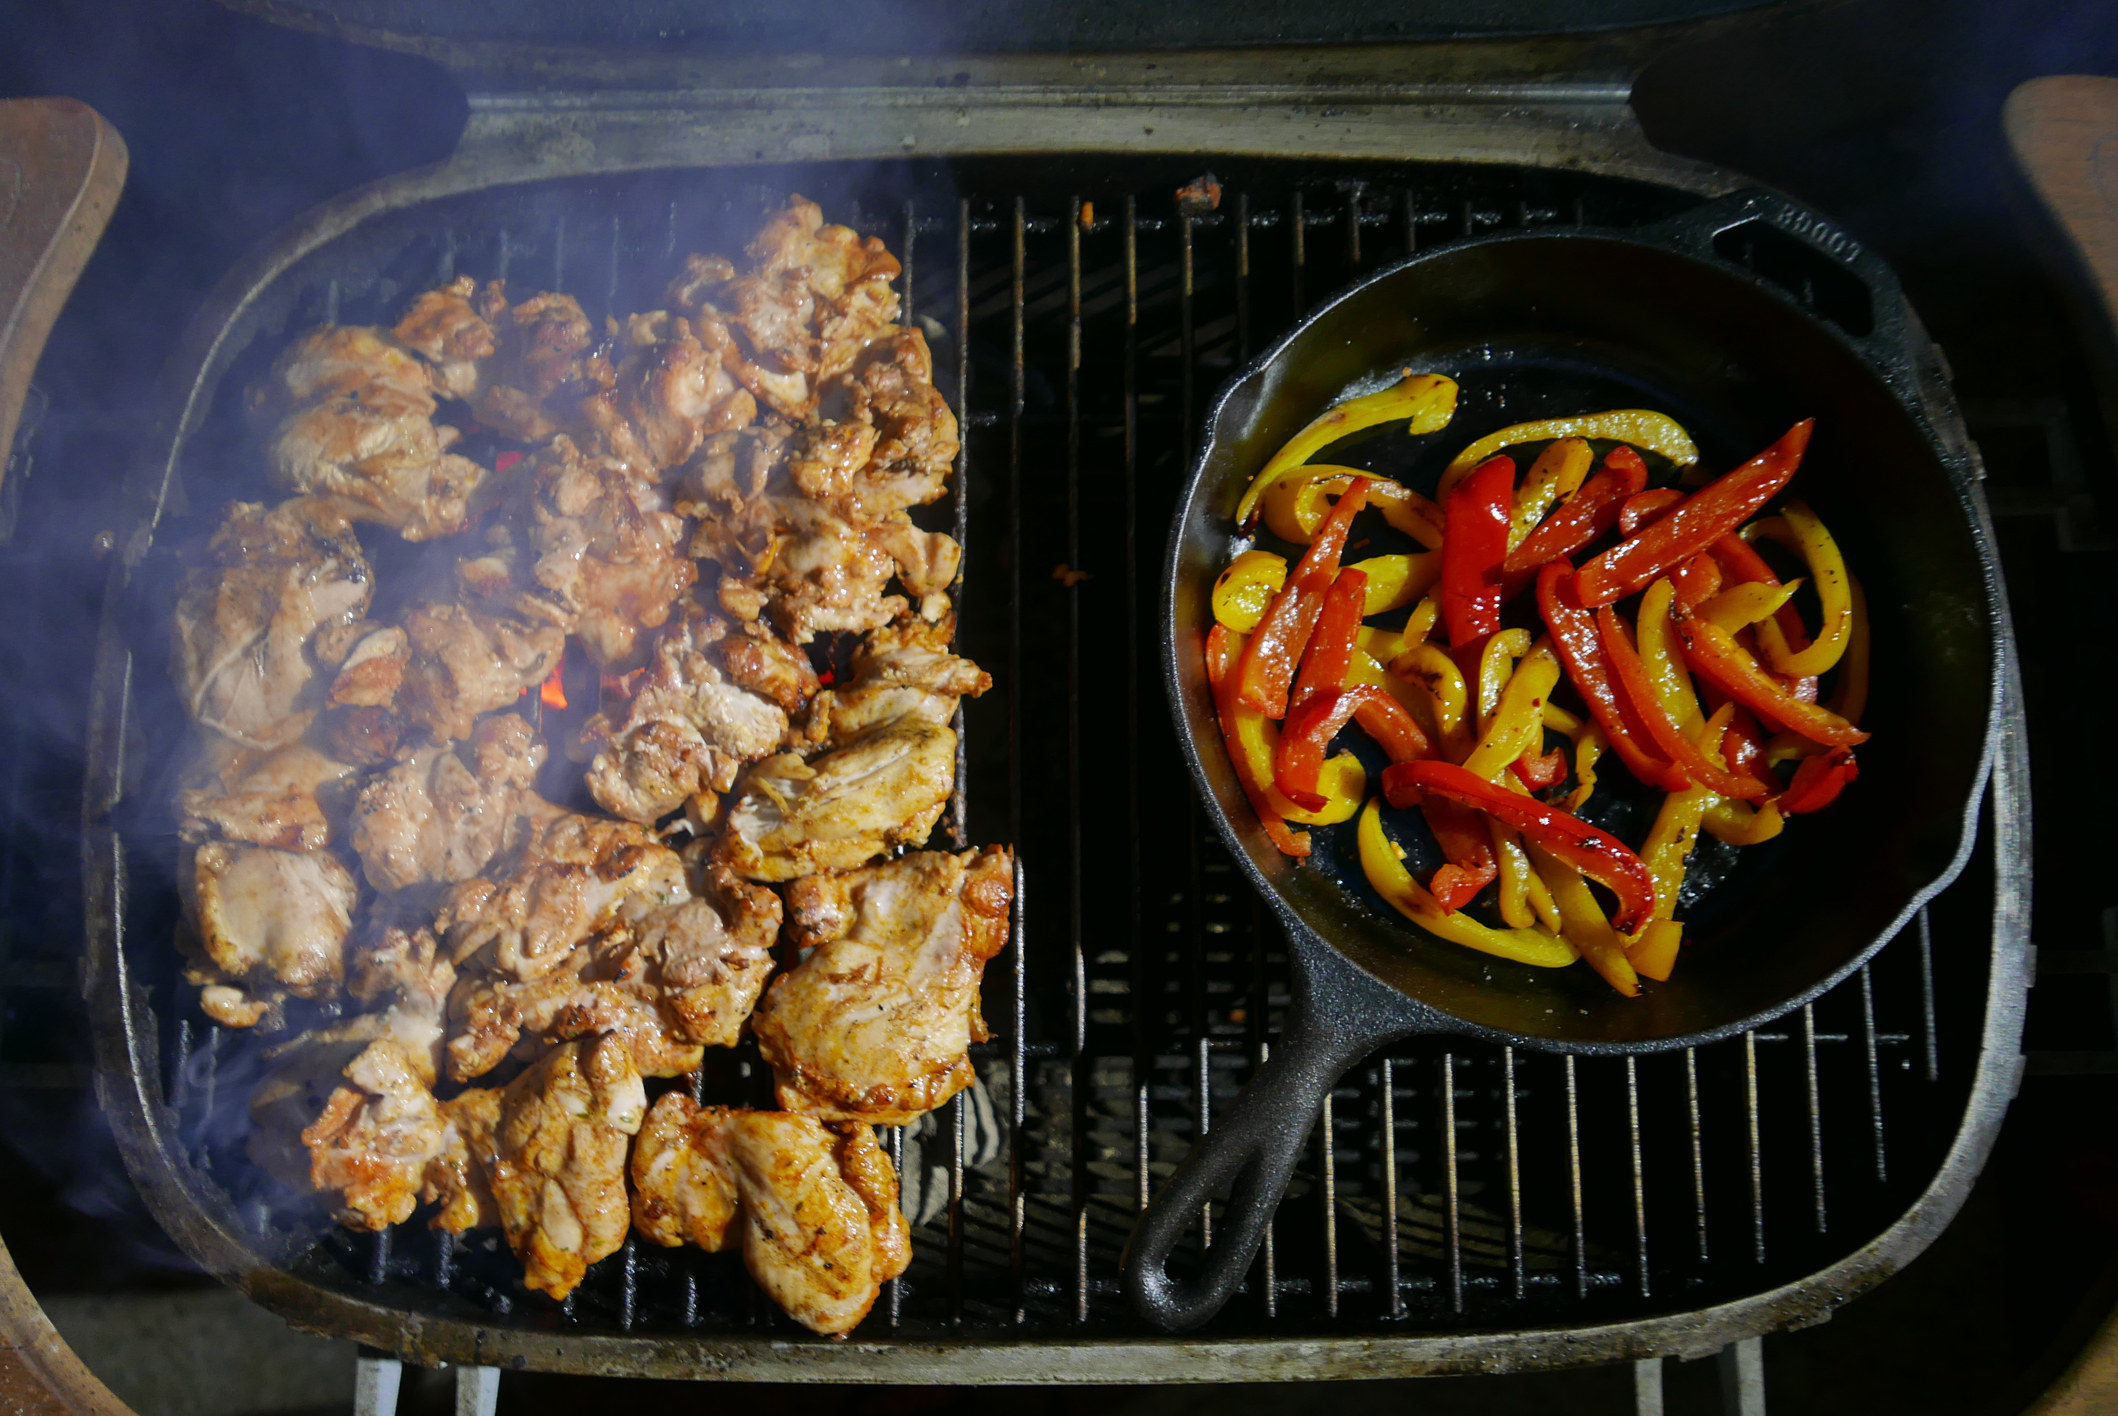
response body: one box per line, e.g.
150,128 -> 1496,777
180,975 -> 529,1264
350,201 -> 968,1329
1256,346 -> 1798,967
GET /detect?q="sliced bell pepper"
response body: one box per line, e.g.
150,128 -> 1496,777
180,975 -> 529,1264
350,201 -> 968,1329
1500,445 -> 1649,580
1423,800 -> 1501,911
1236,371 -> 1458,525
1380,759 -> 1658,935
1536,562 -> 1692,793
1702,797 -> 1785,845
1628,920 -> 1683,983
1721,702 -> 1776,797
1464,643 -> 1562,782
1779,746 -> 1858,814
1211,549 -> 1288,634
1508,437 -> 1595,549
1827,576 -> 1871,724
1390,641 -> 1475,762
1618,487 -> 1685,537
1490,821 -> 1540,930
1290,567 -> 1368,713
1208,626 -> 1360,850
1441,455 -> 1515,648
1236,478 -> 1370,717
1631,703 -> 1734,945
1349,553 -> 1441,616
1672,608 -> 1870,747
1437,410 -> 1699,500
1206,624 -> 1309,856
1635,579 -> 1701,732
1260,466 -> 1447,549
1699,579 -> 1802,635
1344,644 -> 1428,728
1357,801 -> 1579,968
1275,685 -> 1430,810
1575,419 -> 1815,607
1712,533 -> 1822,703
1671,553 -> 1723,608
1598,605 -> 1766,800
1475,628 -> 1535,732
1749,501 -> 1853,677
1512,744 -> 1569,792
1523,843 -> 1642,996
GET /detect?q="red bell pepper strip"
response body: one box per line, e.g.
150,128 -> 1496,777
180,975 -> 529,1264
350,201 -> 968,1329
1596,605 -> 1767,800
1673,609 -> 1869,747
1381,759 -> 1658,934
1274,684 -> 1429,810
1236,478 -> 1371,717
1618,486 -> 1684,537
1289,567 -> 1367,714
1206,624 -> 1311,857
1511,744 -> 1570,792
1710,535 -> 1819,701
1575,420 -> 1814,607
1671,552 -> 1724,608
1440,456 -> 1514,648
1423,799 -> 1501,911
1722,703 -> 1776,796
1500,446 -> 1648,580
1779,747 -> 1859,814
1536,562 -> 1692,792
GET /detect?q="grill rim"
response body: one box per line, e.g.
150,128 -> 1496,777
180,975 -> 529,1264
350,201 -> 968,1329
75,129 -> 2032,1380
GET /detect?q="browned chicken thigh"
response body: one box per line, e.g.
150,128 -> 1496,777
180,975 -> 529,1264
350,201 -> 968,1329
349,713 -> 547,892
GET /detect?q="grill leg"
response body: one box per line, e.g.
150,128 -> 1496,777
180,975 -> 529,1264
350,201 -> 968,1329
1633,1357 -> 1664,1416
1717,1338 -> 1767,1416
455,1364 -> 500,1416
353,1351 -> 401,1416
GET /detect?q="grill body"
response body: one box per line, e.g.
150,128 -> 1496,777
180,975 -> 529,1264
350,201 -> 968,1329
79,100 -> 2030,1380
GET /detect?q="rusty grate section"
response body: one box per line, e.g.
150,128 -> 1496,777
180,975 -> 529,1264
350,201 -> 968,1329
110,157 -> 1985,1342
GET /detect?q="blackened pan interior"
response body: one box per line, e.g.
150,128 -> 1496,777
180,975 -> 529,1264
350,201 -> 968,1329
1169,231 -> 1997,1050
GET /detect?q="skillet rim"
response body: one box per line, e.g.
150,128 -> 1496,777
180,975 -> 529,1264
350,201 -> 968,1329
1160,207 -> 2005,1056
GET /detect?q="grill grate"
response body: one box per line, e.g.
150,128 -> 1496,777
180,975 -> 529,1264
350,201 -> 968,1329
109,157 -> 1994,1351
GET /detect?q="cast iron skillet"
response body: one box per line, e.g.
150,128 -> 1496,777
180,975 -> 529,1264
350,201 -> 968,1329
1123,189 -> 2004,1332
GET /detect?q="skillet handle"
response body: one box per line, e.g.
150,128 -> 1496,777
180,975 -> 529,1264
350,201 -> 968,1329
1122,934 -> 1423,1332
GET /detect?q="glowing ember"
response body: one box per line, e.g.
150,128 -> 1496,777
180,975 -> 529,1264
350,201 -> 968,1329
495,450 -> 525,473
540,653 -> 568,710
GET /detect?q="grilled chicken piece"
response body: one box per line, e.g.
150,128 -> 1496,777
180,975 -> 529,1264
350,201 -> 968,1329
483,1037 -> 646,1300
755,847 -> 1013,1123
396,601 -> 565,745
257,326 -> 486,541
350,713 -> 547,892
317,621 -> 411,709
434,806 -> 688,982
173,498 -> 373,749
629,1097 -> 908,1337
726,1111 -> 909,1337
795,327 -> 958,522
183,841 -> 358,1007
465,288 -> 611,444
715,619 -> 988,882
294,1039 -> 450,1231
422,1086 -> 503,1233
578,602 -> 807,824
629,1092 -> 738,1251
572,309 -> 757,472
177,740 -> 359,853
391,275 -> 496,402
444,862 -> 782,1081
457,437 -> 696,667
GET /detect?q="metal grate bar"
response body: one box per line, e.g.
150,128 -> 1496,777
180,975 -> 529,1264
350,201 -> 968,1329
1505,1046 -> 1525,1301
1687,1048 -> 1709,1266
1804,1004 -> 1827,1233
1320,1091 -> 1340,1317
1178,207 -> 1214,1252
1860,966 -> 1886,1182
1627,1057 -> 1648,1297
1442,1052 -> 1463,1314
1249,899 -> 1277,1318
1381,1057 -> 1402,1319
1566,1055 -> 1586,1300
1919,908 -> 1940,1082
1745,1031 -> 1765,1263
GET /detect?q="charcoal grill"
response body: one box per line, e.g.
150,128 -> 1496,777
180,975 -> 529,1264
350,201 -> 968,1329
77,8 -> 2031,1385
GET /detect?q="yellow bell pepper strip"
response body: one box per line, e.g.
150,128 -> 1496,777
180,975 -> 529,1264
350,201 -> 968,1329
1699,579 -> 1803,635
1475,628 -> 1534,734
1827,576 -> 1870,723
1236,478 -> 1370,718
1748,501 -> 1853,677
1400,595 -> 1441,649
1711,532 -> 1821,702
1349,552 -> 1441,617
1207,627 -> 1361,841
1779,746 -> 1859,814
1490,821 -> 1541,930
1523,843 -> 1641,996
1508,437 -> 1594,550
1629,920 -> 1684,983
1537,562 -> 1692,793
1357,801 -> 1579,968
1630,704 -> 1735,944
1574,419 -> 1815,608
1389,642 -> 1474,762
1211,549 -> 1288,633
1702,797 -> 1785,845
1381,760 -> 1658,935
1276,685 -> 1431,810
1598,606 -> 1766,800
1345,645 -> 1427,726
1619,486 -> 1685,537
1672,606 -> 1870,747
1437,409 -> 1700,501
1636,579 -> 1701,732
1441,454 -> 1516,649
1499,445 -> 1649,586
1464,644 -> 1561,781
1235,371 -> 1459,526
1541,701 -> 1607,811
1260,467 -> 1446,548
1290,567 -> 1368,714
